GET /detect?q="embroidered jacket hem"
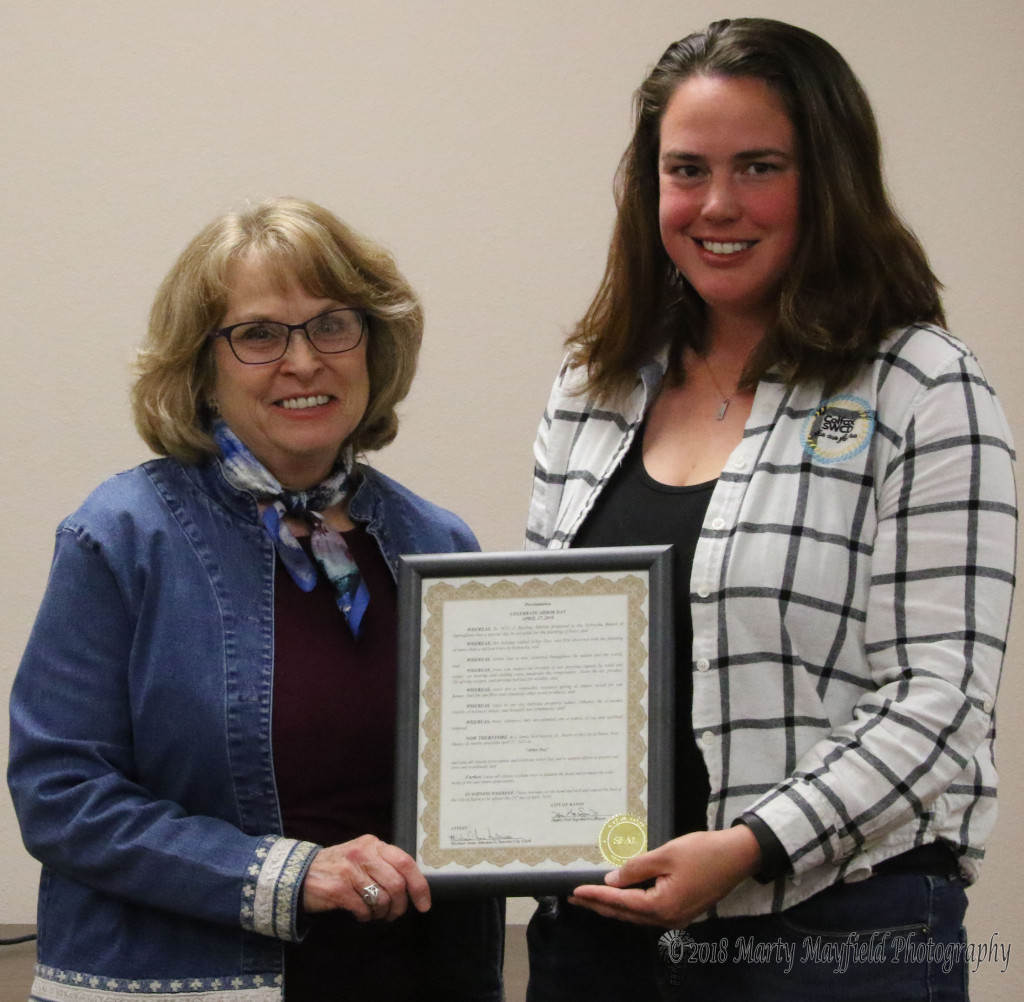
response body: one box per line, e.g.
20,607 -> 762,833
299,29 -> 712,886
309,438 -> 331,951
30,968 -> 282,1001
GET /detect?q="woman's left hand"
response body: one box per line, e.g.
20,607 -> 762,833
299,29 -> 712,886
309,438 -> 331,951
569,825 -> 762,928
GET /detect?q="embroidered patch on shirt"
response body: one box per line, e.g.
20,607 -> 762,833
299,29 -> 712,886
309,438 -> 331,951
802,394 -> 875,464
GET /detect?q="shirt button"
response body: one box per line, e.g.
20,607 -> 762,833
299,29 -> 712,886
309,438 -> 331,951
983,698 -> 994,713
711,517 -> 725,530
701,730 -> 716,747
732,456 -> 747,470
696,658 -> 710,672
697,586 -> 710,599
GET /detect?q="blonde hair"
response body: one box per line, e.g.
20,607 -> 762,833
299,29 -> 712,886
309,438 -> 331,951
132,197 -> 423,462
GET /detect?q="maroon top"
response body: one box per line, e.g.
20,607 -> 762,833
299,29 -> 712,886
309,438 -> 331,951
273,527 -> 427,1000
272,527 -> 398,847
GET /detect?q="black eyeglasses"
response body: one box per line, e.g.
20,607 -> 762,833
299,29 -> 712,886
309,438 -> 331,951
208,308 -> 367,364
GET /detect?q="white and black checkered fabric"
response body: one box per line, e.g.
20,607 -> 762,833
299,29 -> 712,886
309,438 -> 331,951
526,324 -> 1017,916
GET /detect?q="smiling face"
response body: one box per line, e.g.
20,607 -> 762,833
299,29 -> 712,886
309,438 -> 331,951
658,74 -> 800,332
211,254 -> 370,489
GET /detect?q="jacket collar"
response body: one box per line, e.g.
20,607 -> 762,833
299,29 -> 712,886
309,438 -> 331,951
183,454 -> 380,528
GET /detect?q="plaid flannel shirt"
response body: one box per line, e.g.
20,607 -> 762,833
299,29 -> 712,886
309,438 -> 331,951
526,324 -> 1017,916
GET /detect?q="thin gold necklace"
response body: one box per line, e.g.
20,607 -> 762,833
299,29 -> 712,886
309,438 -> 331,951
700,355 -> 732,421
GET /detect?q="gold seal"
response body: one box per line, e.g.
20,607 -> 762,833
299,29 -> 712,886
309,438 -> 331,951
599,814 -> 647,866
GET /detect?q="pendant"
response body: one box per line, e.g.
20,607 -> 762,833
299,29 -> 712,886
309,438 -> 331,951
715,399 -> 730,421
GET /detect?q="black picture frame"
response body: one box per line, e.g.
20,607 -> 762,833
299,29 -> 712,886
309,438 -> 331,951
394,545 -> 674,896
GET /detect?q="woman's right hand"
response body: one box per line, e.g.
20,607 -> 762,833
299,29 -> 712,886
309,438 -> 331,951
301,834 -> 431,922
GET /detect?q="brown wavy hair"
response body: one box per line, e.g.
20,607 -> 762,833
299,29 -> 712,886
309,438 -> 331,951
132,197 -> 423,463
569,18 -> 944,400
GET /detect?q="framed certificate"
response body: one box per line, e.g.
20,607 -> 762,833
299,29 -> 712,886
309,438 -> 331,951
394,545 -> 674,896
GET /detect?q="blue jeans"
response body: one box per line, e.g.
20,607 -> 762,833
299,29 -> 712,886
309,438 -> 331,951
526,873 -> 969,1001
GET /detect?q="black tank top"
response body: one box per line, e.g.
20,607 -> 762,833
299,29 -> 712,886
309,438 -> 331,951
572,427 -> 713,836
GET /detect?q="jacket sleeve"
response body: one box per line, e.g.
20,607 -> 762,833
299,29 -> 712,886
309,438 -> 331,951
746,345 -> 1017,875
525,359 -> 576,550
8,524 -> 318,942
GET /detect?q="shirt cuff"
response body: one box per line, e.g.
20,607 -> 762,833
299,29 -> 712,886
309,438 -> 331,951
737,814 -> 792,884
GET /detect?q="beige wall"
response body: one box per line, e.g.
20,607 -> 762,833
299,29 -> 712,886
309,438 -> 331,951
2,1 -> 1021,997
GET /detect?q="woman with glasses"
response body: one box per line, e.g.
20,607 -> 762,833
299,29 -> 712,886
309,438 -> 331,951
524,19 -> 1015,1001
9,197 -> 504,1002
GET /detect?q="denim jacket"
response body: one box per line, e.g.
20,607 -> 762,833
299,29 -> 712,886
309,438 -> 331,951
9,457 -> 499,1000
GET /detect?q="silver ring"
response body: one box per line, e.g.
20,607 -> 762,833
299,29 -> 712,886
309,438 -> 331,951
361,883 -> 380,907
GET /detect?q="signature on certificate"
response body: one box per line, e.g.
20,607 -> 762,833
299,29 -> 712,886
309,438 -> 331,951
448,826 -> 530,846
551,806 -> 605,823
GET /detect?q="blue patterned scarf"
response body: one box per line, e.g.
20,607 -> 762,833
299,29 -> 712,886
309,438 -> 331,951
213,420 -> 370,637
